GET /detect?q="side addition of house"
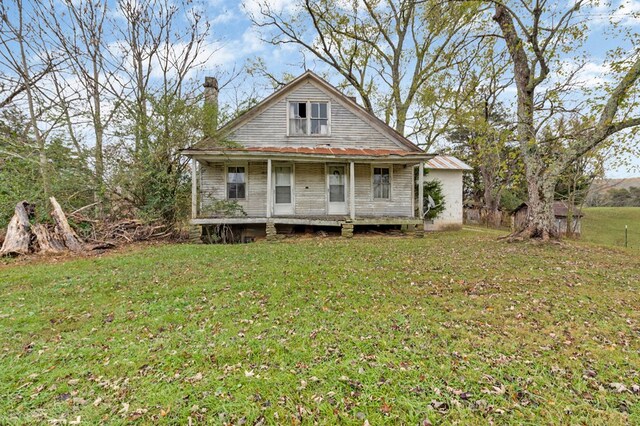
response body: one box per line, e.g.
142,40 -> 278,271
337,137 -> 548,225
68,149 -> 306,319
424,155 -> 472,230
183,71 -> 436,241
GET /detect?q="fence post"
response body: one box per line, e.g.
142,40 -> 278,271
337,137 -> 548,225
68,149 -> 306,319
625,225 -> 628,248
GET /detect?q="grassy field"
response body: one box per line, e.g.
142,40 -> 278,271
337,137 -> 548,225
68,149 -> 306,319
1,231 -> 639,424
582,207 -> 640,250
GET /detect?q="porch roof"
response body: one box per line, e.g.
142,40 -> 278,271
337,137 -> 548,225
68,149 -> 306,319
182,146 -> 433,163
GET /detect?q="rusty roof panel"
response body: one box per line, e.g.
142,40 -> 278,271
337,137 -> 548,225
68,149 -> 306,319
205,146 -> 427,157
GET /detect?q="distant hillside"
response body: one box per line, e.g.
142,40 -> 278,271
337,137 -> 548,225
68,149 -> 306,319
592,177 -> 640,191
586,177 -> 640,206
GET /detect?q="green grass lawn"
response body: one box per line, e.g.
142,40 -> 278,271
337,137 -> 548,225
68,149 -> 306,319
582,207 -> 640,250
1,231 -> 639,424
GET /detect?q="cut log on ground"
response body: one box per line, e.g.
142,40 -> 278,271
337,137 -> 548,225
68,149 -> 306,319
0,201 -> 35,257
50,197 -> 84,252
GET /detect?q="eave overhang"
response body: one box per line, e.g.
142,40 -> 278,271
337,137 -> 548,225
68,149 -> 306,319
182,147 -> 434,163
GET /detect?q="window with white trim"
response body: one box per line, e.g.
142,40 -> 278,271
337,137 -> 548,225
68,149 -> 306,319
288,101 -> 329,135
289,102 -> 307,135
373,167 -> 391,199
310,102 -> 328,134
227,166 -> 246,200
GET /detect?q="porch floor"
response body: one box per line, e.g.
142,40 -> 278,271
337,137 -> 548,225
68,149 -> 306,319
190,215 -> 423,227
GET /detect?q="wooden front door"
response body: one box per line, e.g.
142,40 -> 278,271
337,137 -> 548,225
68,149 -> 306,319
327,164 -> 347,215
273,165 -> 294,215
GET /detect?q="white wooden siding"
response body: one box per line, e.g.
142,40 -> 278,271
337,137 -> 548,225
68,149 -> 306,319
294,163 -> 326,215
426,169 -> 464,227
200,162 -> 267,216
200,160 -> 414,218
353,164 -> 413,217
228,82 -> 407,151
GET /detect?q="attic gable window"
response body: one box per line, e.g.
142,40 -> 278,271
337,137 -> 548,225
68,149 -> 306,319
288,101 -> 329,136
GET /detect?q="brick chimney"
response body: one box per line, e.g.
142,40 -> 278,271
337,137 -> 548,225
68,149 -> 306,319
203,76 -> 219,129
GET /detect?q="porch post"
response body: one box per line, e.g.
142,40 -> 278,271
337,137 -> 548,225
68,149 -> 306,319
266,158 -> 272,218
191,157 -> 197,219
349,161 -> 356,220
418,162 -> 424,219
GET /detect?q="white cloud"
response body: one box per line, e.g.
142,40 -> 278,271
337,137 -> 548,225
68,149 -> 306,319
585,0 -> 640,26
210,9 -> 237,25
241,0 -> 297,17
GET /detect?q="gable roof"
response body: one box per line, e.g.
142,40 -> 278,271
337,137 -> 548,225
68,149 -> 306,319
426,155 -> 472,170
191,71 -> 423,153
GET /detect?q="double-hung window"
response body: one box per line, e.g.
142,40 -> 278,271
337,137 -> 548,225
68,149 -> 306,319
289,102 -> 307,135
289,101 -> 329,135
310,102 -> 328,134
227,166 -> 246,200
373,167 -> 391,199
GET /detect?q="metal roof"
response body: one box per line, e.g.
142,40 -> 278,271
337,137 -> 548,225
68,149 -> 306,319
425,155 -> 472,170
238,146 -> 424,156
182,146 -> 432,161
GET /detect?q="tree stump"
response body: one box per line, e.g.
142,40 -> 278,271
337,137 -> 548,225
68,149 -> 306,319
32,224 -> 66,253
50,197 -> 84,252
0,201 -> 34,256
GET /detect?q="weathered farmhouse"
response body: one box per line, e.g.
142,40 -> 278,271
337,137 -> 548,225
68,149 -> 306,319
183,71 -> 458,241
512,201 -> 584,236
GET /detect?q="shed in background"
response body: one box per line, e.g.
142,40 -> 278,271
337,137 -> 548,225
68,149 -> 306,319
424,155 -> 472,230
512,201 -> 584,235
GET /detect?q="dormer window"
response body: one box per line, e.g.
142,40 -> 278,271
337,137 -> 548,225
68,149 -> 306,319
288,101 -> 329,136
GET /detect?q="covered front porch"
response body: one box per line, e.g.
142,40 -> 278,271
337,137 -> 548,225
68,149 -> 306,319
182,147 -> 432,240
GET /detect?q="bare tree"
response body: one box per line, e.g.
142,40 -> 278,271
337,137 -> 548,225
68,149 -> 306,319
0,0 -> 57,201
493,0 -> 640,240
40,0 -> 125,213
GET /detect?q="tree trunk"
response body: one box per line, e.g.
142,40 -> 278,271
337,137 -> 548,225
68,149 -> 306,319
494,4 -> 558,240
92,57 -> 105,218
15,2 -> 51,203
0,201 -> 34,256
522,175 -> 556,240
481,165 -> 503,228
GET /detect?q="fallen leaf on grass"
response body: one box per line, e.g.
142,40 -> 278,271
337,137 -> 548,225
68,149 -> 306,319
186,372 -> 203,383
609,383 -> 628,393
